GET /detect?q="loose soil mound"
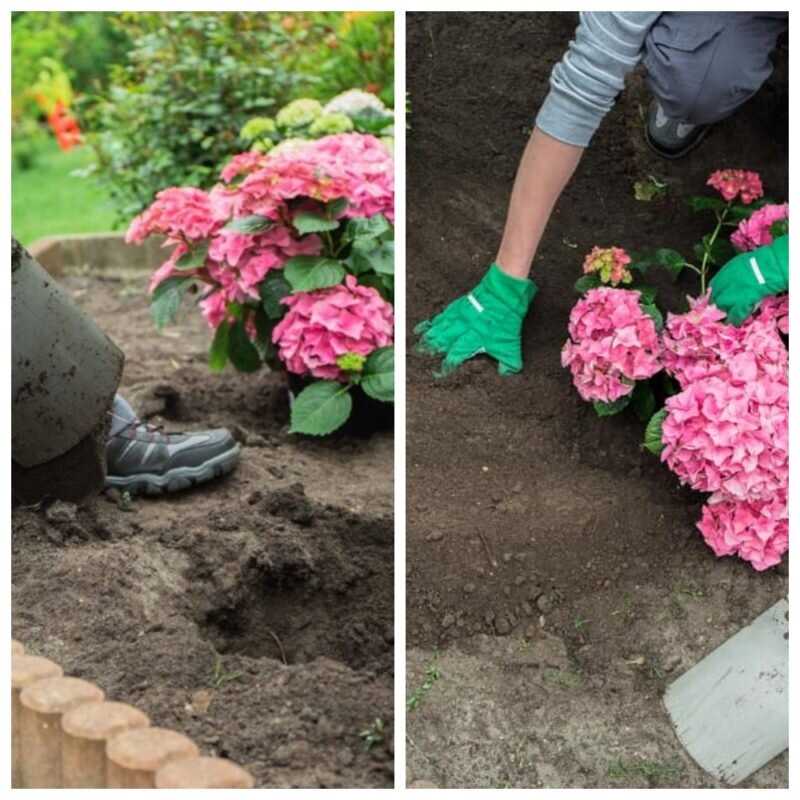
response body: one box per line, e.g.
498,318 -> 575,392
12,267 -> 394,788
406,11 -> 787,789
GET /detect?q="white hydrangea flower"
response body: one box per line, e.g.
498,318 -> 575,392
324,89 -> 387,117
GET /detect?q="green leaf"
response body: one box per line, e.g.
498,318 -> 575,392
253,306 -> 275,352
352,238 -> 394,275
224,214 -> 271,234
654,248 -> 685,281
634,177 -> 667,202
770,219 -> 789,239
175,243 -> 209,269
259,271 -> 291,318
631,381 -> 657,423
293,211 -> 340,235
150,276 -> 193,330
208,320 -> 230,371
344,214 -> 391,244
643,408 -> 667,455
290,381 -> 353,435
640,301 -> 664,331
637,285 -> 658,304
284,256 -> 346,292
326,198 -> 349,217
228,318 -> 262,372
593,394 -> 632,417
687,196 -> 727,214
361,346 -> 394,403
574,273 -> 601,294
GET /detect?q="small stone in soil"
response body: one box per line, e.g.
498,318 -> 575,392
441,613 -> 455,628
536,594 -> 553,613
463,582 -> 475,594
495,616 -> 512,636
426,530 -> 444,542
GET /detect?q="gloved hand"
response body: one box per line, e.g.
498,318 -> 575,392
415,263 -> 538,375
710,234 -> 788,325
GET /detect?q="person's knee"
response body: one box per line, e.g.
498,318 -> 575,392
645,13 -> 785,125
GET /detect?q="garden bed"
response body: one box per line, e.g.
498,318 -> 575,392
406,12 -> 787,789
12,264 -> 394,789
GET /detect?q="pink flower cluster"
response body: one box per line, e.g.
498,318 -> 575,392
218,133 -> 394,222
706,169 -> 763,204
126,132 -> 395,332
731,203 -> 788,252
660,293 -> 788,569
561,288 -> 662,403
582,246 -> 633,286
272,275 -> 394,381
697,490 -> 788,572
126,187 -> 220,244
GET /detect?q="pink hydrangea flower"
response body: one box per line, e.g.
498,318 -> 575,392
752,293 -> 788,335
582,246 -> 633,286
663,293 -> 788,388
561,287 -> 662,403
706,169 -> 763,204
222,133 -> 394,222
272,275 -> 394,381
662,294 -> 745,388
126,187 -> 220,244
661,369 -> 787,502
697,490 -> 787,571
730,203 -> 788,252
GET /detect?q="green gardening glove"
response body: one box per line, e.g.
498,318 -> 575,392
710,234 -> 788,325
415,263 -> 538,375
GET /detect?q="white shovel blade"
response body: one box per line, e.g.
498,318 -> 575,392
663,598 -> 788,785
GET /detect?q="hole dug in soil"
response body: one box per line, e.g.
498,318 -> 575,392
192,486 -> 393,672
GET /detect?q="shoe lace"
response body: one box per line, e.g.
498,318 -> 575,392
108,411 -> 169,442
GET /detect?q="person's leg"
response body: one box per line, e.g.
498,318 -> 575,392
643,12 -> 787,157
106,394 -> 240,495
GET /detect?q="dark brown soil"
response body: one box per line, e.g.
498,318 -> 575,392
12,267 -> 394,788
406,12 -> 787,789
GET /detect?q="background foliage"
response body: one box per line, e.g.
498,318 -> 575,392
12,11 -> 394,238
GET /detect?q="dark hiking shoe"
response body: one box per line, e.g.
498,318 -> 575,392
645,100 -> 709,159
105,420 -> 240,495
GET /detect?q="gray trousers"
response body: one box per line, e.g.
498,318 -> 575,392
643,12 -> 787,125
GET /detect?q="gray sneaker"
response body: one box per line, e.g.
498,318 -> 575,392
106,420 -> 240,495
645,100 -> 709,159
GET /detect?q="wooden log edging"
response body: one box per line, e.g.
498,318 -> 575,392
11,643 -> 255,788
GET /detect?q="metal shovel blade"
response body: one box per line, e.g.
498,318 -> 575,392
663,598 -> 788,785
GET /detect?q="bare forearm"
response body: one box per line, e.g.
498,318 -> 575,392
495,126 -> 584,278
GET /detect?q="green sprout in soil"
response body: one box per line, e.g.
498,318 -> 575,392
117,490 -> 134,512
211,655 -> 243,689
607,756 -> 685,786
542,668 -> 583,689
359,717 -> 385,751
634,175 -> 668,202
407,659 -> 441,711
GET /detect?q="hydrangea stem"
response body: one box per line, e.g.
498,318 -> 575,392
699,204 -> 731,294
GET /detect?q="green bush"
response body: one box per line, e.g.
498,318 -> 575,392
79,13 -> 310,223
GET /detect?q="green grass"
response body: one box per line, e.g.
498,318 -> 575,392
12,137 -> 118,247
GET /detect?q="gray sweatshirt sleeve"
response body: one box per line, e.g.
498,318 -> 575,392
535,12 -> 661,147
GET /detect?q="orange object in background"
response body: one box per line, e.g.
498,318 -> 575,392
47,100 -> 82,151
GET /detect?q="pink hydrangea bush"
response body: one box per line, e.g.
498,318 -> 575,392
706,169 -> 764,204
561,288 -> 662,403
126,130 -> 395,435
273,275 -> 394,381
697,490 -> 788,572
730,203 -> 788,252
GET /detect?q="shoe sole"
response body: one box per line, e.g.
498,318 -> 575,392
644,123 -> 710,160
105,444 -> 241,496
